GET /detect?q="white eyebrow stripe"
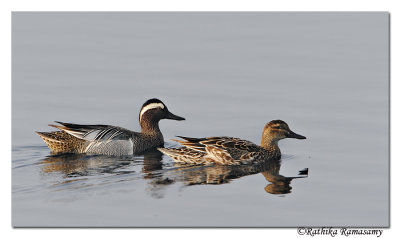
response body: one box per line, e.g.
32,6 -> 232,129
140,103 -> 165,120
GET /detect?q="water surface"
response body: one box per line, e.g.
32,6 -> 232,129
12,12 -> 389,227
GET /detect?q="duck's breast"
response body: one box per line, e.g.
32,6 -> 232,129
131,133 -> 164,154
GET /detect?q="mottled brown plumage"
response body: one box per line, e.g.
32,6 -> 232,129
158,120 -> 306,165
36,131 -> 86,153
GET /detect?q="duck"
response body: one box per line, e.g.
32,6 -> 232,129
158,120 -> 306,165
36,98 -> 185,156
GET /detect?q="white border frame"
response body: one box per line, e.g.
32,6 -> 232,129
2,1 -> 397,238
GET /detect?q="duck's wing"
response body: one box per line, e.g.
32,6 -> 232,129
49,121 -> 132,142
176,136 -> 260,154
171,136 -> 208,152
204,146 -> 241,165
158,146 -> 239,165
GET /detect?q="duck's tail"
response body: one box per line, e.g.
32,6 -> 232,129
35,131 -> 85,153
158,147 -> 208,164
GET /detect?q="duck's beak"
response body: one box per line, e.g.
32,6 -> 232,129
287,130 -> 306,139
165,111 -> 185,121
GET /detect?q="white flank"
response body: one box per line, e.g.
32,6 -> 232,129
139,103 -> 164,120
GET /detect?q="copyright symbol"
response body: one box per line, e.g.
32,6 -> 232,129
298,227 -> 306,235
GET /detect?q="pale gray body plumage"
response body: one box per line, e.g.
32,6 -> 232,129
72,125 -> 164,155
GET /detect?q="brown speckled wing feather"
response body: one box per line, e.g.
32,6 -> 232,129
158,147 -> 207,164
177,136 -> 260,152
204,146 -> 240,165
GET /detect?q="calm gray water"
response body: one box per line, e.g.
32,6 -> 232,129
12,12 -> 389,227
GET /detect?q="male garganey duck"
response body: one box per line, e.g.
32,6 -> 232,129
36,98 -> 185,156
158,120 -> 305,165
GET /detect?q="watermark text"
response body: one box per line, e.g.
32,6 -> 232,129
297,227 -> 383,237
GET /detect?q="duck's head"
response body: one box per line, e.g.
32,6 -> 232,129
262,120 -> 306,144
139,98 -> 185,125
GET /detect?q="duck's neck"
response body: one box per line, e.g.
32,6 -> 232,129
140,117 -> 162,136
260,136 -> 281,157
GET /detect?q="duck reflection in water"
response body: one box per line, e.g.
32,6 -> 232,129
167,158 -> 307,195
40,147 -> 165,177
40,150 -> 307,196
141,149 -> 164,177
40,148 -> 171,198
40,153 -> 138,177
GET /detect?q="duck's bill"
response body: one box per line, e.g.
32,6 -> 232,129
165,111 -> 185,121
287,131 -> 306,139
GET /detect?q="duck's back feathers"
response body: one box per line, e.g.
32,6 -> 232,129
176,136 -> 262,158
50,121 -> 131,141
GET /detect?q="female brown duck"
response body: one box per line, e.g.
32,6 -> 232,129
158,120 -> 306,165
